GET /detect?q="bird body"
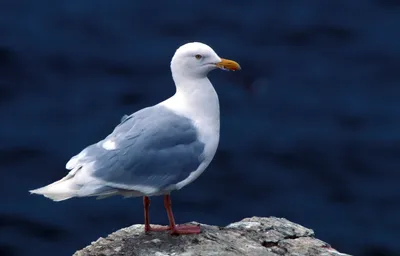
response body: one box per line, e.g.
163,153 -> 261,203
30,42 -> 241,234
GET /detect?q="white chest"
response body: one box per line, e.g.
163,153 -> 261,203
159,79 -> 220,172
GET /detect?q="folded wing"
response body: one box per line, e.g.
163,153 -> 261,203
66,105 -> 205,195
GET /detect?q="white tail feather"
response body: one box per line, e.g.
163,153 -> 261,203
29,177 -> 78,202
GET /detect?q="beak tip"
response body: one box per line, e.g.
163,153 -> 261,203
231,65 -> 241,71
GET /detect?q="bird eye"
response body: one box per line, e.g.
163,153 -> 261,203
195,54 -> 202,60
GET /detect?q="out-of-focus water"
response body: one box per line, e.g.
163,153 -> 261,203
1,1 -> 400,256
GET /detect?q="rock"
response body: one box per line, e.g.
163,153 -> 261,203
73,217 -> 351,256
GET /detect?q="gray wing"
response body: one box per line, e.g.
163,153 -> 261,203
66,105 -> 205,194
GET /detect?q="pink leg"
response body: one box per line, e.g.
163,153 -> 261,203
164,194 -> 201,235
143,196 -> 170,232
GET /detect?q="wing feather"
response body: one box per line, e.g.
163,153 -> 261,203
66,105 -> 205,195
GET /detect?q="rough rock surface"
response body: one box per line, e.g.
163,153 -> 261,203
73,217 -> 351,256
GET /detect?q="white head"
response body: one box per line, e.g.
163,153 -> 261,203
170,42 -> 241,80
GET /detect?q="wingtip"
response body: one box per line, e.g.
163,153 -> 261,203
29,188 -> 41,194
28,185 -> 75,201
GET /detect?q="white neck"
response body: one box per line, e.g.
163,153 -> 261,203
161,75 -> 220,125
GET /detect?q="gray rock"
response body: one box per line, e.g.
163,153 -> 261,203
73,217 -> 351,256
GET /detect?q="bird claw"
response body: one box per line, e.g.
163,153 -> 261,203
144,225 -> 170,232
170,224 -> 201,235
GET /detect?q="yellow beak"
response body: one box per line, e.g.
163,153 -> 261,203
215,58 -> 241,71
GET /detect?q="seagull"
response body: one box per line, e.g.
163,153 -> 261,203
30,42 -> 241,235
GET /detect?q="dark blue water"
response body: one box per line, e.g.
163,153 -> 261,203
1,1 -> 400,256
